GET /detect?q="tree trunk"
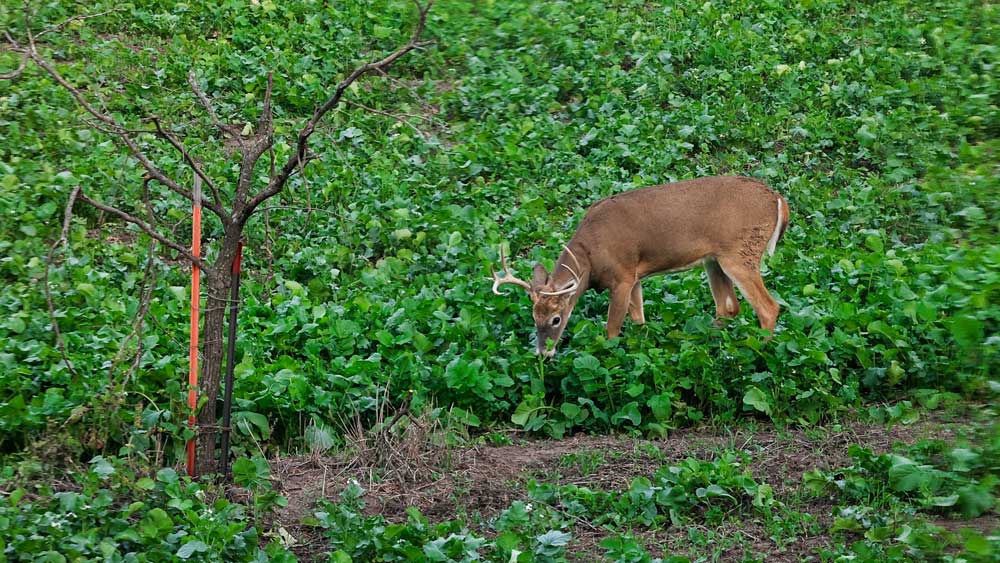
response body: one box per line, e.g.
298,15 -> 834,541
195,231 -> 241,476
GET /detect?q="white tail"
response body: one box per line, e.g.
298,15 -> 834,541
766,197 -> 784,256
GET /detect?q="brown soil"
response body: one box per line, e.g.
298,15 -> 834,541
263,417 -> 981,562
87,227 -> 139,246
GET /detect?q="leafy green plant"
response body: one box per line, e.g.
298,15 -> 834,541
310,483 -> 488,562
528,451 -> 776,530
805,429 -> 999,519
0,0 -> 999,559
231,455 -> 288,520
309,452 -> 779,562
0,457 -> 291,561
806,417 -> 1000,561
1,0 -> 997,461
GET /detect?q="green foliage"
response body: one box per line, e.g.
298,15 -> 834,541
309,452 -> 779,561
822,525 -> 1000,563
805,421 -> 1000,518
1,0 -> 997,455
310,483 -> 491,562
527,452 -> 776,529
0,457 -> 292,561
306,437 -> 998,560
231,455 -> 288,519
806,417 -> 1000,561
2,0 -> 998,560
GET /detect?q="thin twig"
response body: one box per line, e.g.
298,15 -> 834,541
113,178 -> 163,385
44,186 -> 82,380
109,238 -> 157,387
373,67 -> 446,123
36,8 -> 118,38
22,1 -> 37,54
299,154 -> 314,227
3,30 -> 23,50
344,99 -> 431,139
147,116 -> 226,213
79,116 -> 160,137
352,91 -> 444,129
187,70 -> 241,148
59,186 -> 79,246
77,190 -> 213,275
268,143 -> 276,182
0,46 -> 28,80
239,0 -> 434,223
262,205 -> 275,291
7,28 -> 229,222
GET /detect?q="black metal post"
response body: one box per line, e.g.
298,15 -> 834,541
219,240 -> 243,479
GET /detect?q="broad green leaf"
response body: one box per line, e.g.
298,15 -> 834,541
89,456 -> 115,479
140,508 -> 173,539
177,540 -> 209,559
611,402 -> 641,426
949,316 -> 984,349
742,387 -> 772,416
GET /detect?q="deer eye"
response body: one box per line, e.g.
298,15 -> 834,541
551,316 -> 561,327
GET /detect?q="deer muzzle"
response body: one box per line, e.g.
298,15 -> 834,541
535,326 -> 566,358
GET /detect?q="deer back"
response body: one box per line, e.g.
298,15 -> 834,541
569,176 -> 784,287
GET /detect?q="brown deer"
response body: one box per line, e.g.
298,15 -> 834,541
492,176 -> 790,356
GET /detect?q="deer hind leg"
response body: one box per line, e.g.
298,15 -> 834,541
606,281 -> 635,339
717,257 -> 779,332
704,258 -> 740,325
628,281 -> 645,325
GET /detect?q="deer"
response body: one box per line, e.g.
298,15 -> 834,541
491,176 -> 790,357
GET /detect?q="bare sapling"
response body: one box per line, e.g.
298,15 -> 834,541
3,0 -> 434,475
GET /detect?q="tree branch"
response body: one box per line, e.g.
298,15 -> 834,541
372,66 -> 448,127
44,186 -> 83,381
237,0 -> 433,224
60,185 -> 81,247
77,189 -> 215,276
0,39 -> 28,80
147,116 -> 227,215
109,237 -> 157,387
344,99 -> 434,139
36,8 -> 118,39
3,26 -> 230,222
187,70 -> 244,150
234,72 -> 275,212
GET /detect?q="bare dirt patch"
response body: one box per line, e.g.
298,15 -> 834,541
87,227 -> 139,246
266,417 -> 965,561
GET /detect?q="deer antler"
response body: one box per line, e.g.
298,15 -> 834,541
491,246 -> 532,295
539,268 -> 580,296
539,246 -> 581,296
564,245 -> 582,272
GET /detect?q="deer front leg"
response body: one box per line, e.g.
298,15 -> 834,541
606,282 -> 634,339
628,281 -> 645,325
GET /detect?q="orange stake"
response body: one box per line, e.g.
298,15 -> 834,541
186,176 -> 202,477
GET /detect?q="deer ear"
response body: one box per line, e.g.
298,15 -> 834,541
531,263 -> 550,288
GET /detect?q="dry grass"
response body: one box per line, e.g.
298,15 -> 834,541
267,415 -> 968,562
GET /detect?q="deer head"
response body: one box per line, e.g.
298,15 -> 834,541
492,246 -> 583,357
